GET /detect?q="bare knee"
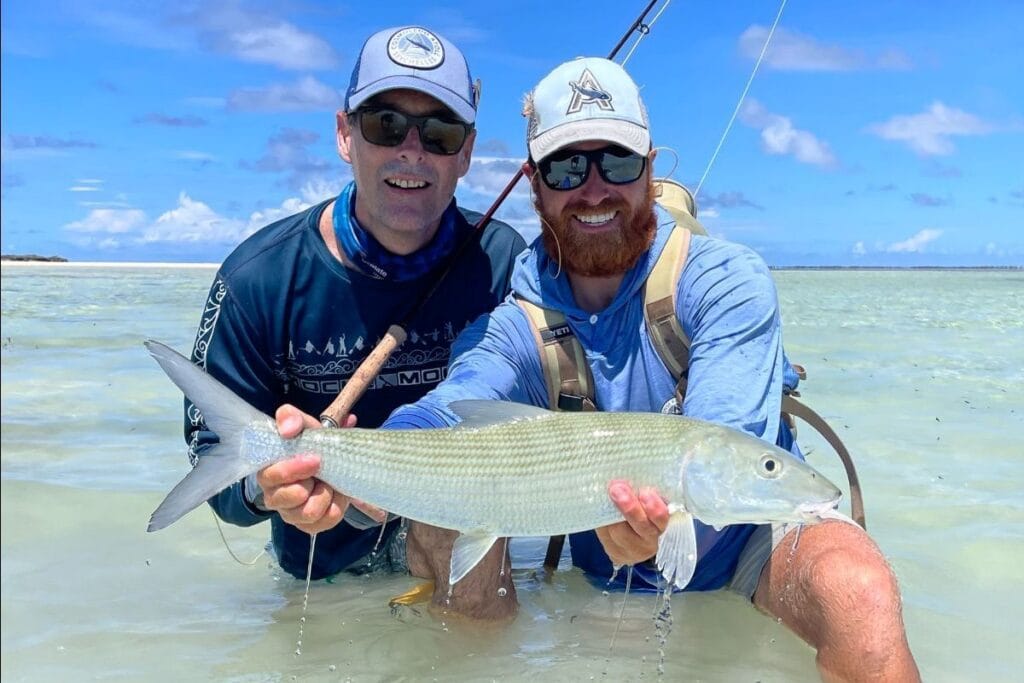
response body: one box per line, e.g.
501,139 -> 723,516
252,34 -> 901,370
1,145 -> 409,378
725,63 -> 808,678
806,542 -> 902,622
758,523 -> 919,681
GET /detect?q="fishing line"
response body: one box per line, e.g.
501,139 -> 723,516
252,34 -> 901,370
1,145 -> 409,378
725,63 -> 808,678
694,0 -> 788,200
620,0 -> 673,66
210,507 -> 266,566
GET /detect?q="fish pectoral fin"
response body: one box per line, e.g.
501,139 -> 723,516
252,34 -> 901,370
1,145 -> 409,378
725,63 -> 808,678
449,532 -> 499,585
655,510 -> 698,590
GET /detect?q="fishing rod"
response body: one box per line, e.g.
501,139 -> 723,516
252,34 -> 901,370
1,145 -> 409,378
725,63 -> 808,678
318,0 -> 664,428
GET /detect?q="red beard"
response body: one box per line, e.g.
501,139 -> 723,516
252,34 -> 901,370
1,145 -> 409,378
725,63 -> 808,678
534,180 -> 657,277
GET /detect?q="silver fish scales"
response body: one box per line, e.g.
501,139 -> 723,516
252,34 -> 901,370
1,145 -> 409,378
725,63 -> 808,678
146,340 -> 841,589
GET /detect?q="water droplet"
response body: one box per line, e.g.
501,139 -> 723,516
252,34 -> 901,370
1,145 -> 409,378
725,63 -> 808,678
497,587 -> 507,597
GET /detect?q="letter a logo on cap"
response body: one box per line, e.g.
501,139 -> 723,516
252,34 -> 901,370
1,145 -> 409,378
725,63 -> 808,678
566,69 -> 614,114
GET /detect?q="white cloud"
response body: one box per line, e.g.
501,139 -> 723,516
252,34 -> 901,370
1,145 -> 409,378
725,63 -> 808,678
174,150 -> 217,162
78,4 -> 338,70
65,209 -> 147,234
227,76 -> 341,112
244,179 -> 344,233
216,23 -> 338,70
142,192 -> 249,244
852,241 -> 867,255
460,157 -> 528,197
297,177 -> 345,204
246,197 -> 310,233
64,188 -> 336,250
739,26 -> 912,71
79,201 -> 132,208
739,99 -> 836,167
67,178 -> 102,194
886,229 -> 943,253
867,102 -> 992,156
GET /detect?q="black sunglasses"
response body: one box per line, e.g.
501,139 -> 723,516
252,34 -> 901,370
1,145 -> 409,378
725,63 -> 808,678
536,145 -> 647,191
354,107 -> 472,156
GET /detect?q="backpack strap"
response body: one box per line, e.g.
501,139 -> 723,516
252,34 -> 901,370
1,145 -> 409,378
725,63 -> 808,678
520,219 -> 866,575
643,225 -> 692,405
516,298 -> 597,412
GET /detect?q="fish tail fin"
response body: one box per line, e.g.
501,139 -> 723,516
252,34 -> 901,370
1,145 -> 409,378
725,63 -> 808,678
144,340 -> 271,532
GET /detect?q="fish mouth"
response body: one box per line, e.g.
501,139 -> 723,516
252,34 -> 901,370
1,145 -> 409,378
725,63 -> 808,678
796,495 -> 842,522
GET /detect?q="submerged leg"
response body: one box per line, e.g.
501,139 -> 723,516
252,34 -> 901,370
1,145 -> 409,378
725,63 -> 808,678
752,520 -> 920,682
405,521 -> 517,622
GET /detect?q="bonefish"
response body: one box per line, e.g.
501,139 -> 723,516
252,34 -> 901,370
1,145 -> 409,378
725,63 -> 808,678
145,340 -> 842,589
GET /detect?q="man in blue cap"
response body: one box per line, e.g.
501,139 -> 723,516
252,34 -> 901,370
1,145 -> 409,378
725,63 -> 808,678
182,26 -> 525,612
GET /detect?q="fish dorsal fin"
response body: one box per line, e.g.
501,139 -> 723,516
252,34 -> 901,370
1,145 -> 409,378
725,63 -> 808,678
655,508 -> 698,590
448,400 -> 554,429
449,532 -> 499,585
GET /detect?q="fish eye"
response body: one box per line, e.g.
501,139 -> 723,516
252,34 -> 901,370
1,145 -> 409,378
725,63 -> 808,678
758,453 -> 783,479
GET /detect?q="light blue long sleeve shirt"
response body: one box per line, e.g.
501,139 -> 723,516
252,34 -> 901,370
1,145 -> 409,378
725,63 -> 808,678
384,220 -> 800,591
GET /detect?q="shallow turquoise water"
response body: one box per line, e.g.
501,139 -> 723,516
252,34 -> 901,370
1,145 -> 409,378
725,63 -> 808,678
2,263 -> 1022,681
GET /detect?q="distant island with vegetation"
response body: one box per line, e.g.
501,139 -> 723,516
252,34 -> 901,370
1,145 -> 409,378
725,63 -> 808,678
1,254 -> 68,262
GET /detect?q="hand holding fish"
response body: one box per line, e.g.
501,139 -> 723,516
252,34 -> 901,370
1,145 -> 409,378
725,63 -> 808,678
254,404 -> 387,535
597,480 -> 671,567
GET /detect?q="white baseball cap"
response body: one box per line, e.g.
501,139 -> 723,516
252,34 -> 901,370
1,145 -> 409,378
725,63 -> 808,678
526,57 -> 650,161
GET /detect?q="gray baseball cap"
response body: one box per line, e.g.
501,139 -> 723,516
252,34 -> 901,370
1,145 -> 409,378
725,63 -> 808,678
345,26 -> 479,124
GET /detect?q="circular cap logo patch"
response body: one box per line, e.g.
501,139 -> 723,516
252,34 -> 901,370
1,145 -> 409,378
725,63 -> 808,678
387,28 -> 444,69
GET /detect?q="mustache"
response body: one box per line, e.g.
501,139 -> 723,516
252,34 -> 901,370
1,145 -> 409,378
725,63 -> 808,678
378,161 -> 437,183
560,197 -> 629,219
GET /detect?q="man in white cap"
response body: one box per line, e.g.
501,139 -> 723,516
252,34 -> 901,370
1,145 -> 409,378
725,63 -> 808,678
182,26 -> 525,607
381,57 -> 920,676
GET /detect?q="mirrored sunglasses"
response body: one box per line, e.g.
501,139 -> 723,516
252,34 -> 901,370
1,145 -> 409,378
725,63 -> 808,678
536,145 -> 647,191
355,107 -> 472,156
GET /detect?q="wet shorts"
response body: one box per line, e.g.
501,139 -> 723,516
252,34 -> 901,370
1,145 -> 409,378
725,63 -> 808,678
728,522 -> 797,599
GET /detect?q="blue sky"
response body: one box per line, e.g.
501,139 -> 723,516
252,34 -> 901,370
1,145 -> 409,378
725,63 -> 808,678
2,0 -> 1021,266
